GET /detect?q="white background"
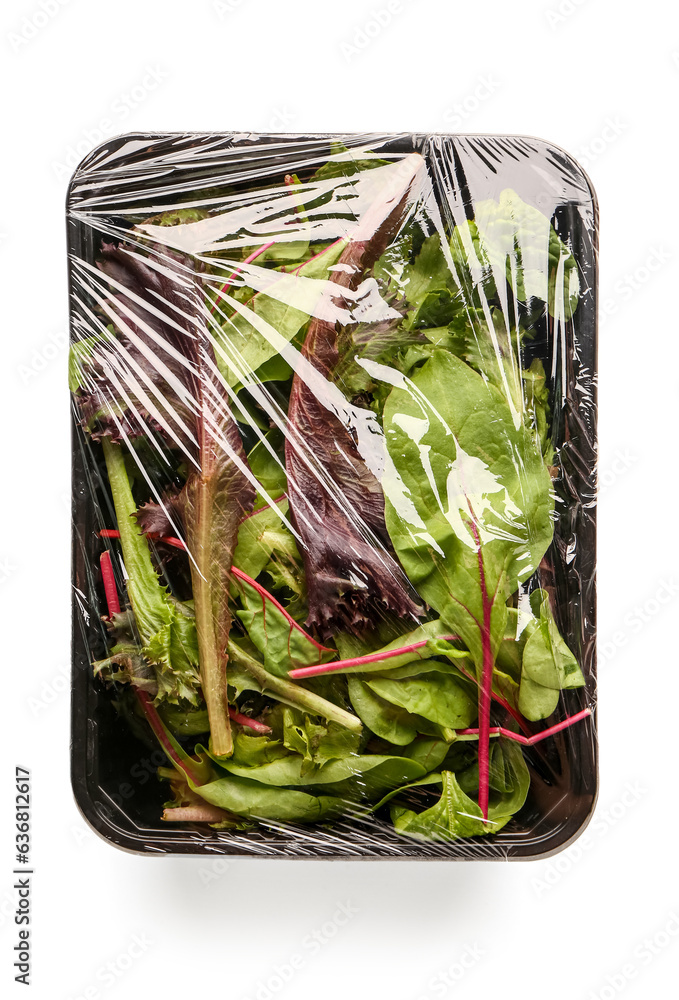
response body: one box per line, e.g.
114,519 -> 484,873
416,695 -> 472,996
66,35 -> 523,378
1,1 -> 678,998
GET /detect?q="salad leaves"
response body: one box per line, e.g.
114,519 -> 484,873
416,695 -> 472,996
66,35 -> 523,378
72,146 -> 590,846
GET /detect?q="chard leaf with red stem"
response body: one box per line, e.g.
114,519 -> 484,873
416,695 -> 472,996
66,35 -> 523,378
381,349 -> 555,818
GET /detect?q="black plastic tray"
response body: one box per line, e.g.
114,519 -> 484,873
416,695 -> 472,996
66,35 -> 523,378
69,132 -> 598,858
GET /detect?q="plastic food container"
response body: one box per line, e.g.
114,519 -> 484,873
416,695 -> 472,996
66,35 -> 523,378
69,133 -> 597,858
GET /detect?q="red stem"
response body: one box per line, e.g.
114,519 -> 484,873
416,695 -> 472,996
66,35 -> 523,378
455,661 -> 532,739
466,517 -> 493,820
134,689 -> 205,786
99,551 -> 121,615
456,707 -> 591,747
228,709 -> 271,735
288,636 -> 459,679
209,240 -> 276,314
99,548 -> 205,784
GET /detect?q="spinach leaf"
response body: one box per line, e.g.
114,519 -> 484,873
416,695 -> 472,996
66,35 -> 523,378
219,750 -> 428,798
193,773 -> 347,823
518,590 -> 585,721
391,772 -> 492,840
365,671 -> 476,730
347,677 -> 420,746
347,676 -> 456,746
399,738 -> 451,772
390,740 -> 530,842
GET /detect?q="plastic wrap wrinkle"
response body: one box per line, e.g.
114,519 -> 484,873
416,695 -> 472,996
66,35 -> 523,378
69,133 -> 597,858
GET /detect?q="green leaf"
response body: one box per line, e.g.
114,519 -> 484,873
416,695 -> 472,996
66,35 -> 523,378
230,731 -> 288,767
69,333 -> 111,393
213,239 -> 347,388
347,677 -> 420,746
100,439 -> 202,706
282,708 -> 330,774
391,740 -> 529,842
456,739 -> 531,821
235,575 -> 333,677
193,772 -> 347,822
158,705 -> 210,738
142,207 -> 209,228
232,500 -> 298,582
450,188 -> 580,319
400,235 -> 454,311
311,146 -> 389,182
391,771 -> 491,841
312,721 -> 363,765
334,314 -> 426,398
400,738 -> 451,772
518,589 -> 585,721
382,349 -> 554,671
218,749 -> 428,798
365,670 -> 477,729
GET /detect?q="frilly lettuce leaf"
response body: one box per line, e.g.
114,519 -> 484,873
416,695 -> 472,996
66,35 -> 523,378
451,188 -> 580,319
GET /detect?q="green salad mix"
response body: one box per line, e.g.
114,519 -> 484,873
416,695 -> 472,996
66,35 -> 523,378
71,145 -> 590,843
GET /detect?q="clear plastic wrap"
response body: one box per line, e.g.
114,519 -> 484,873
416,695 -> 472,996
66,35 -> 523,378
68,133 -> 597,859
